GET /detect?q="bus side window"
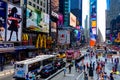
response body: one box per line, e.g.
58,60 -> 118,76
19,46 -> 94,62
20,64 -> 24,68
17,65 -> 20,68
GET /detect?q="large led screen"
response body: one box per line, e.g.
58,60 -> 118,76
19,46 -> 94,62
6,3 -> 22,42
70,13 -> 76,27
26,5 -> 49,33
91,20 -> 96,27
0,1 -> 7,41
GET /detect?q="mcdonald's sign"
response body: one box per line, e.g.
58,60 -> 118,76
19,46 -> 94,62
22,33 -> 28,45
36,34 -> 46,48
46,36 -> 52,49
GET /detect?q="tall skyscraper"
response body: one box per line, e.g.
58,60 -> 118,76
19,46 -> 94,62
106,0 -> 120,41
97,0 -> 106,42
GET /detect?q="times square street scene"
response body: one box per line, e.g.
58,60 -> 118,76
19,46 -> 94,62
0,0 -> 120,80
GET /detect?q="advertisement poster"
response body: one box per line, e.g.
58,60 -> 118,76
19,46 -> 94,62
70,13 -> 76,27
92,28 -> 96,34
26,5 -> 49,33
6,3 -> 22,42
39,12 -> 49,33
58,30 -> 70,45
51,21 -> 57,32
66,31 -> 70,44
0,1 -> 7,41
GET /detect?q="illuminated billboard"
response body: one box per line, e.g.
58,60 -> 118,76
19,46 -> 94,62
0,1 -> 7,41
91,20 -> 96,27
51,0 -> 59,13
39,12 -> 49,33
51,21 -> 57,32
70,13 -> 76,27
92,28 -> 97,34
6,3 -> 22,42
26,5 -> 49,33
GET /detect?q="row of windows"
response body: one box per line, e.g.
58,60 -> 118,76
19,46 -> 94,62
28,1 -> 46,12
29,1 -> 46,7
33,0 -> 45,4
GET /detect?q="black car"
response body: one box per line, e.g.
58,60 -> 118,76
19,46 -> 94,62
40,64 -> 57,78
54,59 -> 66,69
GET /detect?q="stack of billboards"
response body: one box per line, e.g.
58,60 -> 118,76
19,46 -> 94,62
89,0 -> 97,47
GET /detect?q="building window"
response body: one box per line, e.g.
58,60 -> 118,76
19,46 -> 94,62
33,4 -> 35,7
40,1 -> 42,6
43,10 -> 45,12
37,6 -> 39,9
37,0 -> 39,3
40,8 -> 42,11
43,3 -> 45,7
29,1 -> 32,6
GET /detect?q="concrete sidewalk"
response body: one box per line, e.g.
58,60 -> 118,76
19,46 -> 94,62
0,65 -> 14,78
51,64 -> 84,80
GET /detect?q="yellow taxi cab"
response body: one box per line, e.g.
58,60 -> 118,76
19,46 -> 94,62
56,50 -> 66,58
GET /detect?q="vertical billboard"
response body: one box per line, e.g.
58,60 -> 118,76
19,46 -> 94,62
51,0 -> 59,13
0,1 -> 7,41
51,21 -> 57,32
39,12 -> 49,33
90,0 -> 97,34
26,5 -> 49,33
6,3 -> 22,42
7,0 -> 20,6
70,13 -> 76,27
58,30 -> 70,45
89,0 -> 97,47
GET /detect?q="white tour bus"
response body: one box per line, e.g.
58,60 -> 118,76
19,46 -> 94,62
14,55 -> 56,79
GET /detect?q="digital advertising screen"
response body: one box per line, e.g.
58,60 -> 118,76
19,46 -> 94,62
6,3 -> 22,42
0,1 -> 7,41
70,13 -> 76,27
51,21 -> 57,32
26,5 -> 49,33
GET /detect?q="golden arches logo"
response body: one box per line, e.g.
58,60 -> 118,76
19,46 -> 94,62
36,34 -> 46,48
22,34 -> 28,41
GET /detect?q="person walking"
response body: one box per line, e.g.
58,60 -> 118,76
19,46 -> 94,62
32,72 -> 35,80
109,73 -> 114,80
89,66 -> 94,79
63,67 -> 67,76
68,64 -> 71,73
93,61 -> 95,70
83,64 -> 86,71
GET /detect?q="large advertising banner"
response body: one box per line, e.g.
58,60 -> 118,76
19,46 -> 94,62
0,1 -> 7,41
51,0 -> 59,13
89,0 -> 97,47
6,3 -> 22,42
58,30 -> 70,45
58,30 -> 66,45
39,12 -> 49,33
70,13 -> 76,27
26,5 -> 49,33
51,21 -> 57,32
66,31 -> 70,44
